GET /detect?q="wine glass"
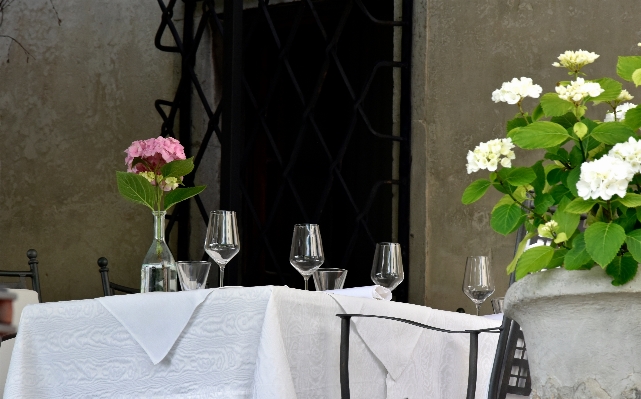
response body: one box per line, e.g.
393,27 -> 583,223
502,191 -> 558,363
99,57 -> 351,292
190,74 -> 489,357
290,224 -> 324,290
462,256 -> 495,316
204,210 -> 240,288
370,242 -> 404,291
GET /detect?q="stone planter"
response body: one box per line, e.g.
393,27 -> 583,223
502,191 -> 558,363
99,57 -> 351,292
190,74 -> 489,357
504,267 -> 641,399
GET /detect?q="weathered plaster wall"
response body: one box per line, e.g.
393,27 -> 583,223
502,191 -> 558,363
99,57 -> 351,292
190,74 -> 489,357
0,1 -> 187,302
411,0 -> 641,313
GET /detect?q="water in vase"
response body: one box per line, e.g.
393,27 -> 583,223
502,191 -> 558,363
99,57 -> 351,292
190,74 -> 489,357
141,263 -> 177,292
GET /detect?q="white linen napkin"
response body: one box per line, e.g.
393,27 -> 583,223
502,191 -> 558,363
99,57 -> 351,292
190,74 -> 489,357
325,285 -> 392,301
96,289 -> 214,364
483,313 -> 504,321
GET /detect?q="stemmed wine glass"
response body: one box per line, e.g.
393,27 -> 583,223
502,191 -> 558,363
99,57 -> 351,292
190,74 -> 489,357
204,210 -> 240,288
290,224 -> 324,290
370,242 -> 404,291
462,256 -> 495,316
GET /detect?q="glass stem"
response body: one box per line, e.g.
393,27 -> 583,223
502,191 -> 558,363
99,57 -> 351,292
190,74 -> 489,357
304,275 -> 310,291
475,303 -> 481,316
219,265 -> 225,288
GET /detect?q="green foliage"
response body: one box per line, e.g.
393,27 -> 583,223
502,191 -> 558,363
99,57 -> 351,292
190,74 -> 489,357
540,93 -> 574,117
625,229 -> 641,263
584,222 -> 626,267
534,193 -> 555,214
116,172 -> 156,210
606,254 -> 638,286
532,104 -> 544,121
633,69 -> 641,87
617,193 -> 641,208
491,203 -> 525,235
564,198 -> 597,214
589,78 -> 622,103
564,233 -> 593,270
515,246 -> 555,280
589,122 -> 635,145
500,167 -> 536,186
623,106 -> 641,130
161,157 -> 195,179
506,231 -> 537,274
548,248 -> 568,268
553,197 -> 580,238
506,116 -> 530,133
461,179 -> 491,204
566,167 -> 581,197
531,161 -> 546,194
551,113 -> 578,129
511,121 -> 571,149
616,56 -> 641,81
164,186 -> 206,211
548,185 -> 572,203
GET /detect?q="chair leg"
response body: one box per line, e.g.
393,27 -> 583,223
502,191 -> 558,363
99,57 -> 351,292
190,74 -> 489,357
467,331 -> 479,399
27,249 -> 41,303
339,315 -> 351,399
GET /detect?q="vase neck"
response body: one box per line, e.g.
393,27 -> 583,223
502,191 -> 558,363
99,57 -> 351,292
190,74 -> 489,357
153,211 -> 166,242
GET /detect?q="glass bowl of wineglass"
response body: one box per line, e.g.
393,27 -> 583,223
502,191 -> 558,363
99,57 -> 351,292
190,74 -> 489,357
290,224 -> 324,290
204,210 -> 240,288
462,255 -> 495,316
370,242 -> 404,291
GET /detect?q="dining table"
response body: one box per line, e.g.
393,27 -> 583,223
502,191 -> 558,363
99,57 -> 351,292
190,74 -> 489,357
3,286 -> 502,398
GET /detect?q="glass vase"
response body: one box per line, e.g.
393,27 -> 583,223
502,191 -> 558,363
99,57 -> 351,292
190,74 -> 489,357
141,211 -> 177,293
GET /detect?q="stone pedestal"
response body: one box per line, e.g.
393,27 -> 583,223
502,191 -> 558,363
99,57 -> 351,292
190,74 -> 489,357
505,267 -> 641,399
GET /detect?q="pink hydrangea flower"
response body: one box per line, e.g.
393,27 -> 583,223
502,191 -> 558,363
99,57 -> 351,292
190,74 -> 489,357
124,137 -> 186,191
125,136 -> 186,174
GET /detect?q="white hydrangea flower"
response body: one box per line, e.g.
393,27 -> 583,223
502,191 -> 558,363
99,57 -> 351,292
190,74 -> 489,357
555,78 -> 604,104
491,77 -> 543,104
466,138 -> 516,174
552,50 -> 600,71
604,102 -> 637,122
576,155 -> 634,200
608,137 -> 641,173
617,90 -> 634,102
538,220 -> 559,239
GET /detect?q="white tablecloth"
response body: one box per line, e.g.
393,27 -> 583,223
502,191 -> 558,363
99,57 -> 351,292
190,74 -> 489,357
4,286 -> 501,398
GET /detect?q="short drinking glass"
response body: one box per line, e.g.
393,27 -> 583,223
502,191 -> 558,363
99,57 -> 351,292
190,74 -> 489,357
463,256 -> 495,316
370,242 -> 404,291
290,224 -> 324,290
204,210 -> 240,288
177,261 -> 211,290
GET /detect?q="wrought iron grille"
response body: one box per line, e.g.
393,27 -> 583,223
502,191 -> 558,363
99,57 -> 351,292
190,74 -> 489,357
153,0 -> 412,300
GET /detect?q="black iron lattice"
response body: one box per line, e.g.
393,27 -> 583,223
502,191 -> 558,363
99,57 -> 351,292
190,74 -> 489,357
153,0 -> 411,299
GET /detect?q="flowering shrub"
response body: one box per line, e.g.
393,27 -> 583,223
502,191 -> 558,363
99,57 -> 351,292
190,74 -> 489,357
462,49 -> 641,286
116,136 -> 205,211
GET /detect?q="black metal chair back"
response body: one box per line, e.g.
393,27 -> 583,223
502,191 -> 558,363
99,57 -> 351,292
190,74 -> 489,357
0,249 -> 42,303
97,257 -> 139,296
336,313 -> 502,399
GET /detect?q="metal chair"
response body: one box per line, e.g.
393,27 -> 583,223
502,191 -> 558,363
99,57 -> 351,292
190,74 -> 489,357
0,249 -> 42,303
97,257 -> 139,296
336,313 -> 502,399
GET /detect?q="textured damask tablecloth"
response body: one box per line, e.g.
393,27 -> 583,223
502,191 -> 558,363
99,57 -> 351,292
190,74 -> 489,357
4,286 -> 501,398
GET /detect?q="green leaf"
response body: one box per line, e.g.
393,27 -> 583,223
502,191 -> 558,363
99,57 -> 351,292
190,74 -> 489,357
569,146 -> 583,168
503,167 -> 536,186
623,106 -> 641,130
506,116 -> 529,133
493,194 -> 515,212
564,233 -> 593,270
492,182 -> 515,195
116,171 -> 156,210
540,93 -> 574,117
589,78 -> 623,103
613,208 -> 637,233
462,179 -> 492,204
531,161 -> 546,194
532,104 -> 544,121
548,249 -> 568,268
617,56 -> 641,81
515,246 -> 555,280
566,167 -> 581,198
491,203 -> 526,236
633,69 -> 641,87
534,193 -> 555,214
625,229 -> 641,263
605,254 -> 638,286
584,222 -> 626,267
617,193 -> 641,208
553,197 -> 580,237
163,186 -> 206,211
549,184 -> 572,203
511,121 -> 571,149
160,158 -> 195,179
589,122 -> 635,145
547,168 -> 566,186
506,231 -> 537,274
551,113 -> 578,129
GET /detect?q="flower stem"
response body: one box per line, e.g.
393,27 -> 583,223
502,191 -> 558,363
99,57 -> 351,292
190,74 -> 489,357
518,101 -> 530,124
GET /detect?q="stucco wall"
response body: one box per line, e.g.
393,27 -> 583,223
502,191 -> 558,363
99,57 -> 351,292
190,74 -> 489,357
412,0 -> 641,313
0,0 -> 187,301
